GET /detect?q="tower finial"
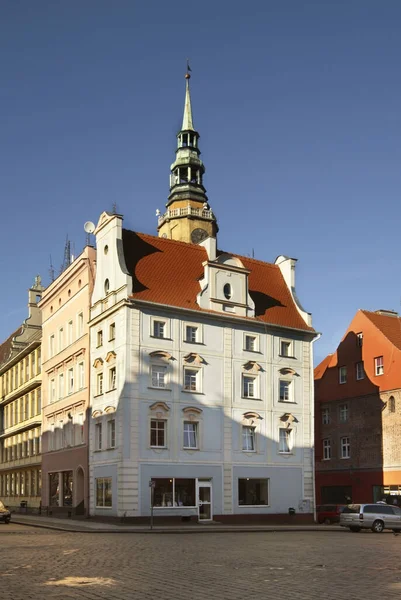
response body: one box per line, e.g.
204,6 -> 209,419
182,60 -> 194,131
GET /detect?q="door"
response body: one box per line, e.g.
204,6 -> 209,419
198,482 -> 212,522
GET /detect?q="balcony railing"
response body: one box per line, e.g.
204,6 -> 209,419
158,206 -> 213,226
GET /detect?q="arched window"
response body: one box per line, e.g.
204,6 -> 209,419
223,283 -> 232,300
389,396 -> 396,413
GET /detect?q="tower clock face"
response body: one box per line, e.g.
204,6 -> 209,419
191,228 -> 208,244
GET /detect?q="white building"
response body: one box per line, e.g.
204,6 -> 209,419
88,72 -> 317,521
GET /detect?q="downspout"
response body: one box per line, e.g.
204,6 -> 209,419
311,332 -> 321,522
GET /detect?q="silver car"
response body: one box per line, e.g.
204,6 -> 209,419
340,503 -> 401,533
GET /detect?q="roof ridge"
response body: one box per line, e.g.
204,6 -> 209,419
219,249 -> 277,268
123,229 -> 208,252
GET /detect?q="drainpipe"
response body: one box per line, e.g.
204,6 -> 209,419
311,333 -> 321,523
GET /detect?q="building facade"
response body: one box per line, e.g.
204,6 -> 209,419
315,309 -> 401,505
40,247 -> 95,516
0,278 -> 44,511
88,74 -> 317,521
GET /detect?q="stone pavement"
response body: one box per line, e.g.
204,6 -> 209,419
11,512 -> 341,533
2,524 -> 401,600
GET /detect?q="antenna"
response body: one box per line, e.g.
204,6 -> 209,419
112,202 -> 117,214
60,236 -> 71,274
156,209 -> 160,217
49,255 -> 55,283
84,221 -> 96,247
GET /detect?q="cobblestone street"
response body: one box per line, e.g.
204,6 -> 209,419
2,525 -> 401,599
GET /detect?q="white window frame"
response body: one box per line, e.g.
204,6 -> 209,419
339,366 -> 347,384
280,339 -> 293,358
375,356 -> 384,376
58,373 -> 64,400
279,379 -> 293,402
244,333 -> 259,352
242,425 -> 256,452
95,477 -> 112,508
183,421 -> 198,449
183,367 -> 201,393
152,319 -> 167,339
107,419 -> 116,448
321,407 -> 330,425
67,367 -> 74,395
49,379 -> 56,403
58,327 -> 64,352
97,372 -> 104,395
185,324 -> 200,344
109,366 -> 116,391
109,322 -> 116,341
97,330 -> 103,348
150,419 -> 167,448
279,427 -> 293,454
341,436 -> 350,459
49,335 -> 55,358
356,361 -> 365,381
77,312 -> 84,338
242,374 -> 257,399
67,320 -> 74,346
78,362 -> 85,390
323,438 -> 331,460
95,422 -> 102,451
357,332 -> 363,347
151,364 -> 167,389
339,403 -> 348,422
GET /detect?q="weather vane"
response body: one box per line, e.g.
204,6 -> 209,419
186,58 -> 192,79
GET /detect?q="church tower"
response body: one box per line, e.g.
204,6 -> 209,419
157,69 -> 218,244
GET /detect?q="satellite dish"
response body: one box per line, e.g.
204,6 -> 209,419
84,221 -> 95,234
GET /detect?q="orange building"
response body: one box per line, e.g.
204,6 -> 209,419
315,309 -> 401,505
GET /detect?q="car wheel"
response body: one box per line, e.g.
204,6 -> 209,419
372,520 -> 384,533
350,526 -> 361,532
324,518 -> 331,525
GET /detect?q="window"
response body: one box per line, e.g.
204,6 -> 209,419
242,426 -> 256,451
388,396 -> 396,413
185,325 -> 198,343
280,340 -> 293,357
223,283 -> 232,300
151,365 -> 167,389
279,380 -> 292,402
244,335 -> 257,352
356,361 -> 365,380
97,372 -> 103,395
95,423 -> 102,450
109,322 -> 116,341
375,356 -> 384,376
323,438 -> 331,460
238,478 -> 268,506
341,436 -> 350,459
242,375 -> 256,398
96,477 -> 112,507
67,320 -> 73,345
97,330 -> 103,347
339,403 -> 348,422
58,328 -> 64,351
183,421 -> 198,449
357,332 -> 363,347
153,320 -> 165,339
322,408 -> 330,425
49,335 -> 55,358
106,367 -> 115,391
75,413 -> 84,445
339,366 -> 347,384
68,368 -> 74,395
150,419 -> 166,447
77,312 -> 84,337
104,279 -> 110,295
58,374 -> 64,399
184,368 -> 199,392
279,428 -> 292,453
151,478 -> 196,507
78,362 -> 84,389
107,420 -> 116,448
49,379 -> 56,403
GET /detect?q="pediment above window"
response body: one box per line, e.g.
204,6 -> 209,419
104,405 -> 116,414
279,367 -> 297,376
105,351 -> 116,363
182,406 -> 203,421
184,353 -> 206,365
280,413 -> 298,425
242,411 -> 262,425
149,350 -> 174,362
92,409 -> 103,418
243,361 -> 263,373
149,402 -> 170,419
93,358 -> 103,368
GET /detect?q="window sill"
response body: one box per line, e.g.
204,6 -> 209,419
238,504 -> 269,508
339,381 -> 347,385
242,450 -> 256,454
150,446 -> 168,450
184,340 -> 204,345
244,348 -> 261,354
96,345 -> 103,349
105,388 -> 117,394
148,386 -> 172,391
182,390 -> 204,395
340,457 -> 351,460
150,336 -> 172,341
183,447 -> 199,451
109,337 -> 115,342
279,451 -> 293,456
93,393 -> 104,398
95,505 -> 112,509
278,400 -> 296,404
241,397 -> 262,401
279,354 -> 296,359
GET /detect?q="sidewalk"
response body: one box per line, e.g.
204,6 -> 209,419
11,513 -> 344,534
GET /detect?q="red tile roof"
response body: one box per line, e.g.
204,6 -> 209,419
362,310 -> 401,350
122,230 -> 314,332
0,326 -> 23,367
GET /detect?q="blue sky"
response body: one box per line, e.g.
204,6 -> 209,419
1,0 -> 401,364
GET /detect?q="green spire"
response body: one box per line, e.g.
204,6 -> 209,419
182,74 -> 194,131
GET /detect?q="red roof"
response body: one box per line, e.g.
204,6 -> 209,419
122,230 -> 314,332
362,310 -> 401,351
0,326 -> 23,367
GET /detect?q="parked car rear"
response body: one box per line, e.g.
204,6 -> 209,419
316,504 -> 346,524
340,503 -> 401,533
0,500 -> 11,524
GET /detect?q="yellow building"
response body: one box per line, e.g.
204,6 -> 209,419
0,278 -> 44,511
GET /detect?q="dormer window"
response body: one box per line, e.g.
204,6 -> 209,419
223,283 -> 232,300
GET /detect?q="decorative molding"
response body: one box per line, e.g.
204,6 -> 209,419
280,413 -> 299,426
104,405 -> 116,414
242,411 -> 262,425
279,367 -> 298,376
105,351 -> 117,363
182,406 -> 203,421
183,352 -> 207,365
92,409 -> 103,418
149,402 -> 170,419
243,361 -> 263,373
149,350 -> 174,362
93,357 -> 103,368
